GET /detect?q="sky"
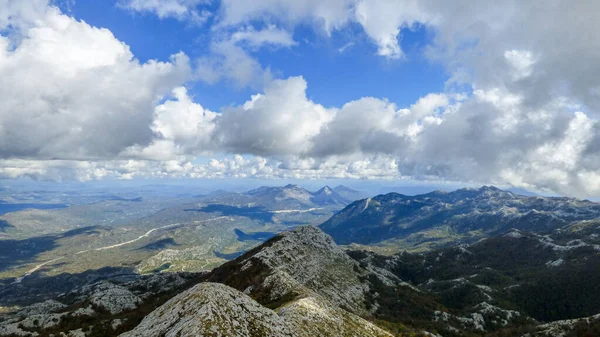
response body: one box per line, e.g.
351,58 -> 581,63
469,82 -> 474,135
1,0 -> 600,197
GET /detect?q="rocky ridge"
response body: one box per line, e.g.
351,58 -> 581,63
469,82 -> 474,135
203,226 -> 393,314
121,282 -> 392,337
122,226 -> 423,336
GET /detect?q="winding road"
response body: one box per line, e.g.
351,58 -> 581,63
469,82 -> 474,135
14,257 -> 65,283
13,208 -> 323,283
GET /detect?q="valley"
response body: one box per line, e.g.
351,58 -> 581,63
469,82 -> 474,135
0,184 -> 352,281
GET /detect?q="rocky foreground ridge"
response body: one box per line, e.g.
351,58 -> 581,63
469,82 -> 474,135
121,282 -> 391,337
123,226 -> 397,336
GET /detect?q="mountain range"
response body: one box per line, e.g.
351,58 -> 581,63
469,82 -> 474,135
320,186 -> 600,252
2,185 -> 600,336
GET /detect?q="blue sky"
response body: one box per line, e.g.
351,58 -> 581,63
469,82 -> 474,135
1,0 -> 600,197
63,0 -> 447,110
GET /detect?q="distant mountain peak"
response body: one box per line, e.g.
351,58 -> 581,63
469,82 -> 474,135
477,185 -> 511,195
447,185 -> 516,200
311,186 -> 348,205
316,186 -> 333,194
245,184 -> 313,203
243,184 -> 353,207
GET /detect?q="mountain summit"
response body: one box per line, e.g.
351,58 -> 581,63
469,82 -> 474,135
311,186 -> 350,205
123,226 -> 397,337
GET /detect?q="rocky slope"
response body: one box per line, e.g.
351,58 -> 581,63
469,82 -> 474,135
0,271 -> 202,336
120,282 -> 296,337
348,220 -> 600,335
125,224 -> 600,337
320,186 -> 600,251
121,282 -> 392,337
123,226 -> 438,336
5,223 -> 600,336
203,226 -> 374,314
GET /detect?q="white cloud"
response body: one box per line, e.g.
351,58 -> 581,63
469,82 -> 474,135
214,0 -> 438,59
118,0 -> 211,23
121,87 -> 217,160
420,0 -> 600,111
0,154 -> 402,182
504,49 -> 537,80
0,0 -> 49,32
216,0 -> 420,59
354,0 -> 431,59
217,0 -> 354,34
151,87 -> 217,149
4,0 -> 600,198
0,1 -> 190,160
337,42 -> 354,54
212,76 -> 335,156
195,39 -> 273,88
194,25 -> 294,87
230,25 -> 296,48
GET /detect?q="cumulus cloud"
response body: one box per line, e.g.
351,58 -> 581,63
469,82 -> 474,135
4,0 -> 600,197
2,49 -> 598,196
0,158 -> 194,181
151,87 -> 217,150
418,0 -> 600,112
0,2 -> 190,160
151,74 -> 600,196
121,87 -> 217,160
0,154 -> 403,182
309,93 -> 450,157
212,76 -> 334,156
